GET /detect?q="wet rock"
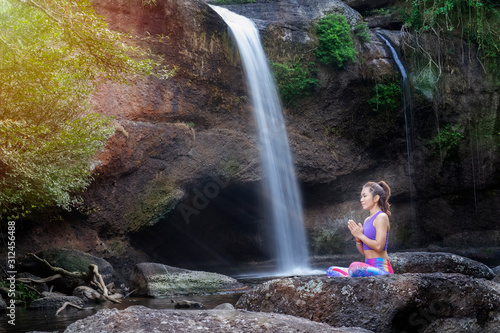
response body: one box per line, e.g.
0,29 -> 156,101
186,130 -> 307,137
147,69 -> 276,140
342,0 -> 398,12
29,295 -> 84,310
215,0 -> 361,42
129,263 -> 247,297
389,252 -> 496,279
236,273 -> 500,332
174,300 -> 204,309
63,305 -> 371,333
365,14 -> 403,30
493,266 -> 500,283
213,303 -> 235,310
423,315 -> 500,333
0,294 -> 6,309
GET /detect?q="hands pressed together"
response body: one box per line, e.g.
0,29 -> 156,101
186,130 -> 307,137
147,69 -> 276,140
348,219 -> 364,239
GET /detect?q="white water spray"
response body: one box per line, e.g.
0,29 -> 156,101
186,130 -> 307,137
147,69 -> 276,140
211,6 -> 311,275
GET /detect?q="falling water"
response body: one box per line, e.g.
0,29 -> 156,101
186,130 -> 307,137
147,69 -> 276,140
211,6 -> 310,275
377,33 -> 417,236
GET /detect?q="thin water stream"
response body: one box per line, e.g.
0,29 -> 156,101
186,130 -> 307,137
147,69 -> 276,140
377,33 -> 418,236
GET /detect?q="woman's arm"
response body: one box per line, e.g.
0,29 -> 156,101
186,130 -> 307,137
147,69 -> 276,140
355,238 -> 365,255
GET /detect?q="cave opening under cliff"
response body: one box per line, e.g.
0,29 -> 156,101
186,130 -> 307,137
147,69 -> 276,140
130,181 -> 274,274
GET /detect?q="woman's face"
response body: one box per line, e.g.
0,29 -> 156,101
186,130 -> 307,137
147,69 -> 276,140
360,187 -> 376,210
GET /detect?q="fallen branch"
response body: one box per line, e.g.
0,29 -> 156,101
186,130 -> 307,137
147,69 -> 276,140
55,302 -> 84,316
124,289 -> 137,299
27,254 -> 88,280
17,274 -> 63,284
88,264 -> 108,296
25,253 -> 122,304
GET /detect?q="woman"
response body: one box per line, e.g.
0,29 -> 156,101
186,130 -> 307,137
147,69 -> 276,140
327,181 -> 394,277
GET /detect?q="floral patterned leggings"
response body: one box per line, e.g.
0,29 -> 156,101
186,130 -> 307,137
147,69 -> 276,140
326,258 -> 394,277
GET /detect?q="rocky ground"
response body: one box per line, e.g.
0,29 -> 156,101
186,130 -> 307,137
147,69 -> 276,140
1,250 -> 499,333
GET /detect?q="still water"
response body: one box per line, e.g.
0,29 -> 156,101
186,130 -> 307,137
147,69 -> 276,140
1,293 -> 243,333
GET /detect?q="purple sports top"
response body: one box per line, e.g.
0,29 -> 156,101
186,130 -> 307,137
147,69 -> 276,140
362,210 -> 389,251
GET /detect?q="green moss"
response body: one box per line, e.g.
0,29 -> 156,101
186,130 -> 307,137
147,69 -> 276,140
427,124 -> 465,157
402,0 -> 500,76
354,21 -> 371,43
125,183 -> 181,232
368,82 -> 402,113
315,14 -> 357,68
270,61 -> 319,105
221,158 -> 241,178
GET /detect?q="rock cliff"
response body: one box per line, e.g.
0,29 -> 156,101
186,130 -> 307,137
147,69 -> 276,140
12,0 -> 500,274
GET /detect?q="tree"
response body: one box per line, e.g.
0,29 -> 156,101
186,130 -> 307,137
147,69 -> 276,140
0,0 -> 168,220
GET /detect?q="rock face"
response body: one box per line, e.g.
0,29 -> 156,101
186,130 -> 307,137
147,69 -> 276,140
236,273 -> 500,333
341,0 -> 399,12
423,316 -> 500,333
63,305 -> 372,333
210,0 -> 362,41
0,294 -> 6,310
129,263 -> 246,296
389,252 -> 496,279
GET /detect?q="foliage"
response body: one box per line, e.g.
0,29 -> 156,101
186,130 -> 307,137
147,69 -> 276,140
354,21 -> 371,43
0,0 -> 167,220
211,0 -> 256,4
314,14 -> 357,68
368,82 -> 402,113
427,124 -> 465,155
402,0 -> 500,72
16,283 -> 40,303
270,61 -> 319,105
0,281 -> 40,303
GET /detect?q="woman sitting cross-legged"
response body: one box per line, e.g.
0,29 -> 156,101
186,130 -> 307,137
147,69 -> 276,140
327,181 -> 394,277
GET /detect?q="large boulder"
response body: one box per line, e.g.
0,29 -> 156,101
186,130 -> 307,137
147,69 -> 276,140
493,265 -> 500,283
63,305 -> 372,333
423,316 -> 500,333
29,295 -> 84,310
389,252 -> 496,279
129,263 -> 246,297
236,273 -> 500,333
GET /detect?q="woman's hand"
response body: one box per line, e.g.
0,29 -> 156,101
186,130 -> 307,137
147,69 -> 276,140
348,219 -> 364,239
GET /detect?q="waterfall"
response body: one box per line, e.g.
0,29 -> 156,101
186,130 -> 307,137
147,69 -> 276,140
211,6 -> 310,275
377,33 -> 417,237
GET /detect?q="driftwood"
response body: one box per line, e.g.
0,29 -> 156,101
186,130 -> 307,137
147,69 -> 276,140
28,254 -> 88,280
17,274 -> 63,284
24,253 -> 123,314
124,289 -> 137,299
55,302 -> 84,316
